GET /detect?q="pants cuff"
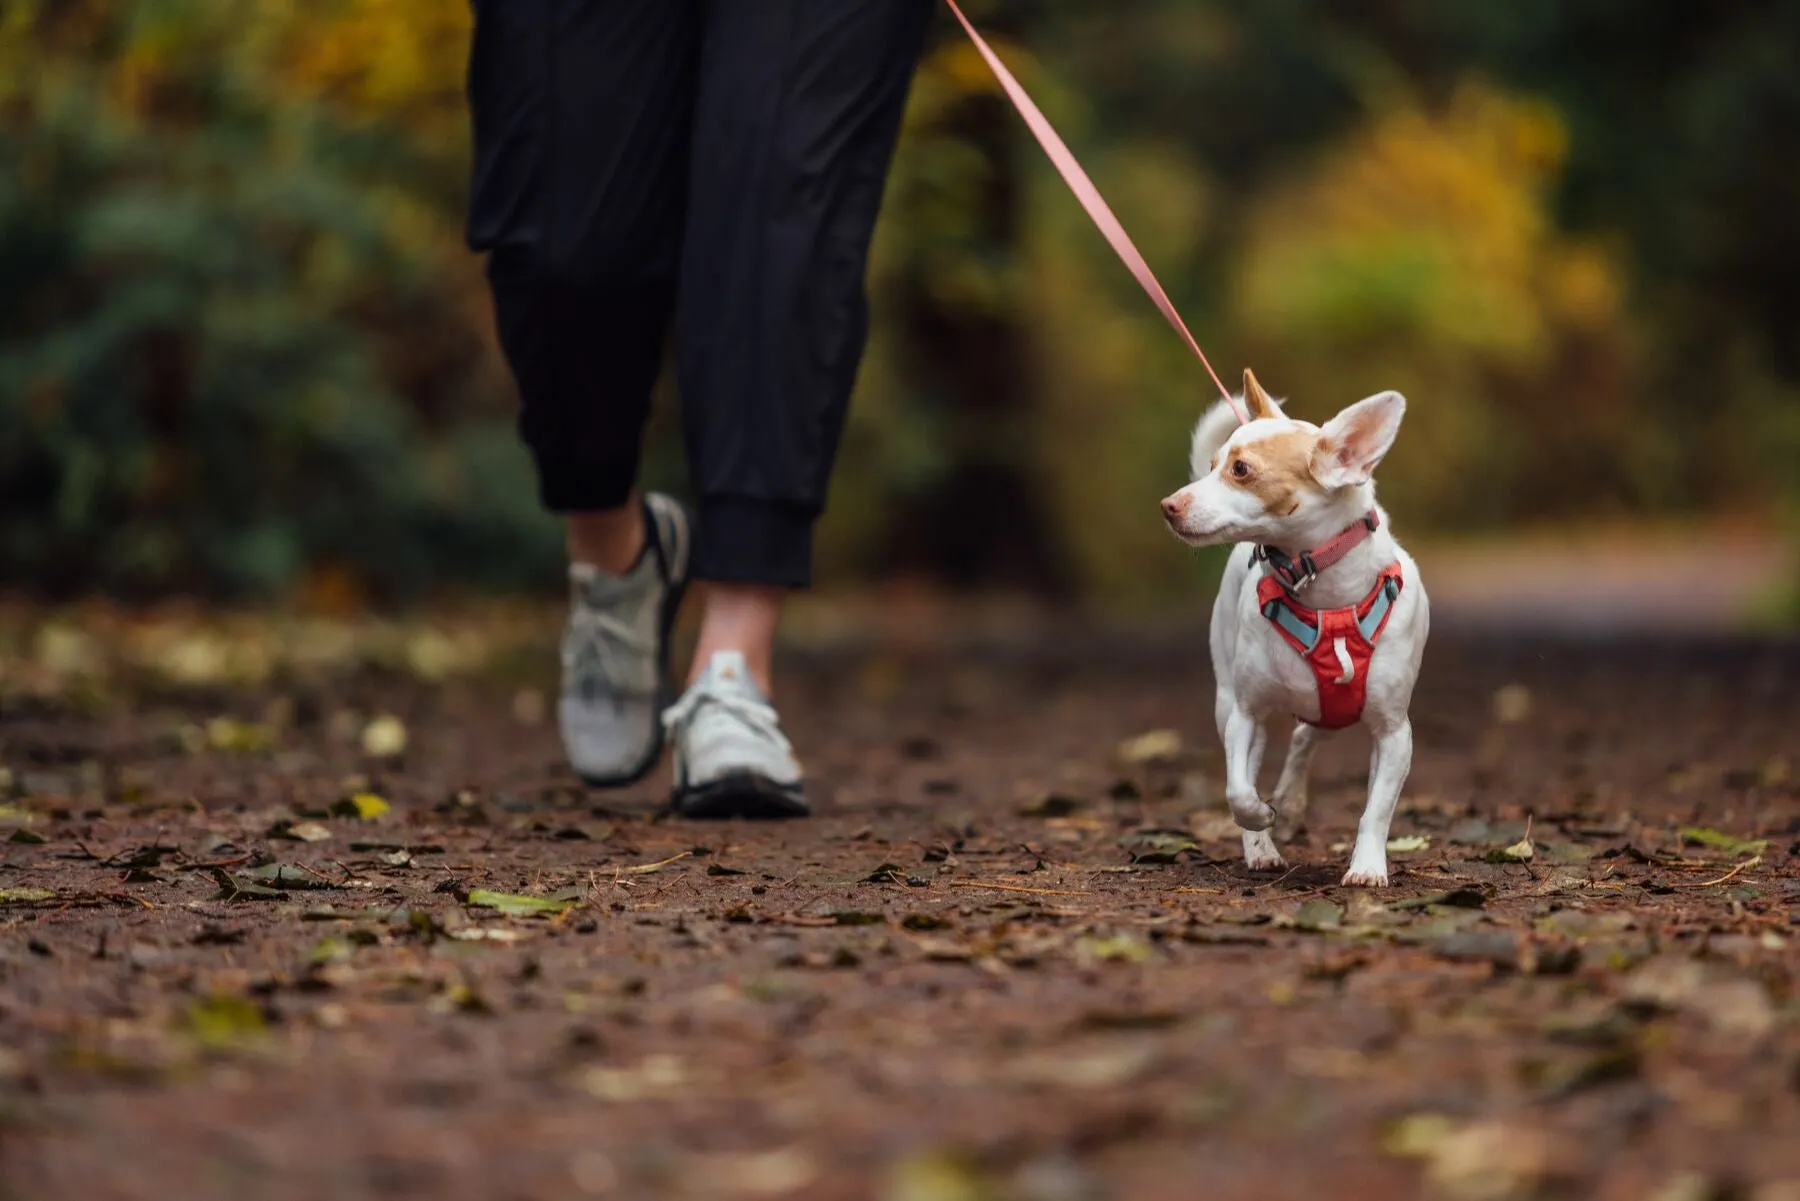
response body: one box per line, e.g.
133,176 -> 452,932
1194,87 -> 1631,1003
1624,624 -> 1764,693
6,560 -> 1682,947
534,452 -> 640,513
694,497 -> 816,588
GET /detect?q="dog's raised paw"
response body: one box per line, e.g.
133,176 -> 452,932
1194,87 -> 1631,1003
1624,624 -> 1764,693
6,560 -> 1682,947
1228,795 -> 1277,833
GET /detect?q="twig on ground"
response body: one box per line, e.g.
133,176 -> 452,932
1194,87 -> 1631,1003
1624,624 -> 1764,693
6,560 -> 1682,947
615,850 -> 692,877
1677,856 -> 1761,889
182,854 -> 253,871
953,881 -> 1089,897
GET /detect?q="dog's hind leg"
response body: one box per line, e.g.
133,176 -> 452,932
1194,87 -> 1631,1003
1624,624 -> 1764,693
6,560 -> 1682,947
1271,722 -> 1323,842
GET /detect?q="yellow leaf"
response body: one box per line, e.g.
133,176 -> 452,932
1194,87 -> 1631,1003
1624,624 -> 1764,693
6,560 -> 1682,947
333,793 -> 390,821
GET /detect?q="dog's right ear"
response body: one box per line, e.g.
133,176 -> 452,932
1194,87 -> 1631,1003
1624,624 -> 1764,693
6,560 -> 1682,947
1242,369 -> 1280,421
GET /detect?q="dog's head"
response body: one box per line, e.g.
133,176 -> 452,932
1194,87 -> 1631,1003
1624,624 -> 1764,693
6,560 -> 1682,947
1161,371 -> 1405,548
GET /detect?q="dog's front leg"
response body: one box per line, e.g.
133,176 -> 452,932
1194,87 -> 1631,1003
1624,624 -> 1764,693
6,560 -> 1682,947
1342,718 -> 1413,887
1224,708 -> 1280,870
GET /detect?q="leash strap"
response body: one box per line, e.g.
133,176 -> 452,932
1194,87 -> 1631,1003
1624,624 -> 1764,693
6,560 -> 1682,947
942,0 -> 1247,426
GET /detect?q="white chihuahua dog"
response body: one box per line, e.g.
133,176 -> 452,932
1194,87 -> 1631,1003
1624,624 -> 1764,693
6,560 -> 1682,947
1161,370 -> 1429,886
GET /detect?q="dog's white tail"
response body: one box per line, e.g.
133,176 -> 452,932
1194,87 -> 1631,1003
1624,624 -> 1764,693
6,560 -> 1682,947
1189,392 -> 1279,480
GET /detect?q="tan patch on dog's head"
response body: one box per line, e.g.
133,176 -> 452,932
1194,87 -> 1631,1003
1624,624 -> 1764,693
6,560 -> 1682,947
1218,427 -> 1325,516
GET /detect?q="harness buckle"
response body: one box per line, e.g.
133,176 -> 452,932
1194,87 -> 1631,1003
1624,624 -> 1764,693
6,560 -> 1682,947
1259,545 -> 1318,593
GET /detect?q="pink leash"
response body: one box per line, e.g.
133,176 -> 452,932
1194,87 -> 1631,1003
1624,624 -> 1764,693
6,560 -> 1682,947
942,0 -> 1249,426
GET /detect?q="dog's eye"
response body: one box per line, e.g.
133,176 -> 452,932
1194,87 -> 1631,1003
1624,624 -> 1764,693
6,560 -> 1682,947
1230,459 -> 1250,480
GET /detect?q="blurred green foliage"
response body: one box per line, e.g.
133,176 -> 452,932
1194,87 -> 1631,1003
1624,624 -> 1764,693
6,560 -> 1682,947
0,0 -> 554,601
1,0 -> 1797,604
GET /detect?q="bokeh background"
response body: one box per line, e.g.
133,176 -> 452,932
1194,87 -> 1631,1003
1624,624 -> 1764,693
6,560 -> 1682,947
4,0 -> 1798,626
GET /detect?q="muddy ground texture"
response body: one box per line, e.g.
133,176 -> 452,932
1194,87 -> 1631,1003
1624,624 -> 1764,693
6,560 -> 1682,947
2,617 -> 1799,1201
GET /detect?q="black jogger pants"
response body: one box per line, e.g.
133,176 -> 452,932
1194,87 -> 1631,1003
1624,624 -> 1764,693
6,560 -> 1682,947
465,0 -> 933,587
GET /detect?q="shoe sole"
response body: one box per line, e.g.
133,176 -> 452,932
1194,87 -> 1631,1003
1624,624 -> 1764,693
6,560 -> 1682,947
574,499 -> 691,791
670,772 -> 810,821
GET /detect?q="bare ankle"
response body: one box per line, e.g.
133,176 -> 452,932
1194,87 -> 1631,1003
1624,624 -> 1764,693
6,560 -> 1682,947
687,584 -> 784,695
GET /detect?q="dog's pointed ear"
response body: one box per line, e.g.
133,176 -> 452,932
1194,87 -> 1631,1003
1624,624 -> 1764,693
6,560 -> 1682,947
1312,390 -> 1405,488
1242,369 -> 1280,421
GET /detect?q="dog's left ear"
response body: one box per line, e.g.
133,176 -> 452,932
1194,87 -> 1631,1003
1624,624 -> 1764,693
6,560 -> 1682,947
1312,391 -> 1405,489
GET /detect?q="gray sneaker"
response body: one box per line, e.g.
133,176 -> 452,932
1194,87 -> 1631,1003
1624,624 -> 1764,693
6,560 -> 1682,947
662,650 -> 809,819
559,493 -> 691,787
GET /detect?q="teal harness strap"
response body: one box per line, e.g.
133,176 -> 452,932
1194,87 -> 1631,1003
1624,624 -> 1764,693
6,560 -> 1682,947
1356,575 -> 1402,641
1261,573 -> 1403,653
1261,596 -> 1320,650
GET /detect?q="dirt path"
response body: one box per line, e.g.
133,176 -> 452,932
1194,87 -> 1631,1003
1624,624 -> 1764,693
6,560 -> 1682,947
1415,521 -> 1794,633
2,627 -> 1798,1201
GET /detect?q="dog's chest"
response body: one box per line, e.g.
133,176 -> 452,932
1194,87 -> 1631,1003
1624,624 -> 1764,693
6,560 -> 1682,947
1235,615 -> 1327,721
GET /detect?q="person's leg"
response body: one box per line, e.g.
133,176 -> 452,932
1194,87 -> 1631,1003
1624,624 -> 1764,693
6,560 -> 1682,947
466,0 -> 699,785
468,0 -> 695,522
680,0 -> 932,590
659,0 -> 932,817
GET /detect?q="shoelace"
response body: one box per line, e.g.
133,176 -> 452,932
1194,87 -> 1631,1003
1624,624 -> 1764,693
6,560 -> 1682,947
661,678 -> 793,756
564,605 -> 655,700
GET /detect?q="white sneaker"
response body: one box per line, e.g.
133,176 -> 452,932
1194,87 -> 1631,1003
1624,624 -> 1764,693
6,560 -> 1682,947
662,651 -> 808,819
558,493 -> 691,787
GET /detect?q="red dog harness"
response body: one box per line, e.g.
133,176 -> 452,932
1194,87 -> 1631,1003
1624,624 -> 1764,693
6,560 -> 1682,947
1254,511 -> 1404,730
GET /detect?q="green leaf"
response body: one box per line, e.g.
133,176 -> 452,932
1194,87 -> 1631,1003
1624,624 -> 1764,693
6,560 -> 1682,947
1678,826 -> 1766,858
242,863 -> 334,890
309,936 -> 357,965
207,870 -> 284,902
0,887 -> 58,905
1075,934 -> 1152,964
1390,886 -> 1487,911
1386,834 -> 1431,853
186,995 -> 266,1049
467,888 -> 576,917
1485,835 -> 1534,863
1382,1113 -> 1458,1158
1123,829 -> 1203,864
883,1151 -> 997,1201
7,829 -> 46,844
1294,898 -> 1344,931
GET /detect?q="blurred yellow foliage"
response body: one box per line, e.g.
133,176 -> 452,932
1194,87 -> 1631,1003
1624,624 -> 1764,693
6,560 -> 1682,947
1231,80 -> 1640,527
253,0 -> 471,130
1239,81 -> 1612,364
